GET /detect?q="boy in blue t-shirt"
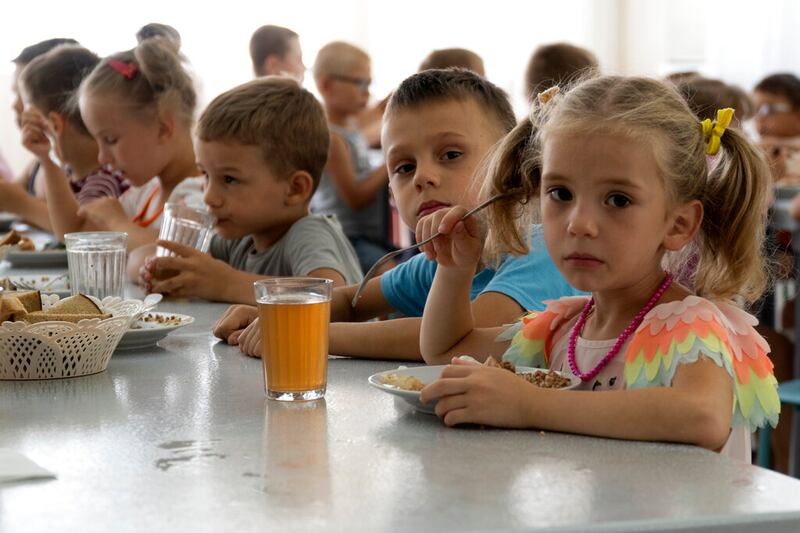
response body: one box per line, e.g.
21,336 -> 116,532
213,69 -> 581,360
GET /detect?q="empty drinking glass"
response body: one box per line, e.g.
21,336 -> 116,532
65,232 -> 128,299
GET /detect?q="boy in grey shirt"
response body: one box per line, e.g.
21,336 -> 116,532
208,214 -> 361,284
137,77 -> 362,303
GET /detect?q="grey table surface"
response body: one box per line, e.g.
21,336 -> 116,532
2,264 -> 800,533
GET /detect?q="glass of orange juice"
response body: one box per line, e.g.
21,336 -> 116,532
254,278 -> 333,401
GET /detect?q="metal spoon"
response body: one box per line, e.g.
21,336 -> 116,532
350,192 -> 513,308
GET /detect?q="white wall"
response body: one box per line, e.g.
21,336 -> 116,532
0,0 -> 796,176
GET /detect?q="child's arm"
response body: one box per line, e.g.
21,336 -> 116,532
421,356 -> 734,451
147,240 -> 349,303
330,291 -> 520,360
19,108 -> 87,238
0,111 -> 53,231
39,159 -> 81,239
212,278 -> 394,350
418,206 -> 499,364
325,133 -> 388,210
74,199 -> 158,249
0,180 -> 52,231
329,278 -> 395,322
220,284 -> 520,361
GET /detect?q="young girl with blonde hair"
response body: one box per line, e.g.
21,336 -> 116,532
417,75 -> 779,460
54,36 -> 204,248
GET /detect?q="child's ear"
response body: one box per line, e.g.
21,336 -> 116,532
284,170 -> 315,206
47,111 -> 65,137
317,76 -> 333,96
663,199 -> 703,251
156,111 -> 177,143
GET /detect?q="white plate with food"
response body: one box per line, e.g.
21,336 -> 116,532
5,248 -> 68,268
368,363 -> 580,414
116,312 -> 195,351
1,229 -> 68,267
2,275 -> 71,298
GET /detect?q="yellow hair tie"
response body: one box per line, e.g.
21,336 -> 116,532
701,108 -> 735,155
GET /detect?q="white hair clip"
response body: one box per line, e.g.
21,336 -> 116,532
537,86 -> 560,105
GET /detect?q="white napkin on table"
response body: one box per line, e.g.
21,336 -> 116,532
0,448 -> 56,483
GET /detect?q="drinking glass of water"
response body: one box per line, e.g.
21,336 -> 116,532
154,203 -> 214,281
65,232 -> 128,299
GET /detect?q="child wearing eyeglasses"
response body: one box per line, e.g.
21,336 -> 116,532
312,41 -> 392,275
753,73 -> 800,185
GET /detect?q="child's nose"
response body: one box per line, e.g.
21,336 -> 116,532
567,203 -> 599,237
412,165 -> 440,190
203,180 -> 222,207
97,146 -> 114,167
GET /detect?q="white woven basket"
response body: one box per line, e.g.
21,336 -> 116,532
0,295 -> 146,380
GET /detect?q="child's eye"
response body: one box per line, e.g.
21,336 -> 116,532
606,194 -> 632,208
392,163 -> 415,176
440,150 -> 463,161
103,137 -> 117,145
223,175 -> 239,185
547,187 -> 572,202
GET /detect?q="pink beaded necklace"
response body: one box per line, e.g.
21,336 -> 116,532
568,272 -> 673,382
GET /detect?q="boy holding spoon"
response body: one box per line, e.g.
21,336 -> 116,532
214,69 -> 581,361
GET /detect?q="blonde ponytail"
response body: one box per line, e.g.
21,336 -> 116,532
80,37 -> 196,126
480,118 -> 539,262
693,126 -> 772,303
481,86 -> 561,264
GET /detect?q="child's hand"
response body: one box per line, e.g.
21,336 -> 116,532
212,304 -> 258,344
138,257 -> 155,292
236,318 -> 262,358
419,357 -> 538,428
77,198 -> 129,228
416,206 -> 483,271
148,240 -> 237,300
20,109 -> 54,163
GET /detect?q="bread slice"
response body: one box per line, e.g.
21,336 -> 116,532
8,290 -> 43,313
24,311 -> 112,324
0,296 -> 27,322
48,294 -> 102,315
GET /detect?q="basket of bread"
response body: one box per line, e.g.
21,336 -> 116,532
0,290 -> 146,380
